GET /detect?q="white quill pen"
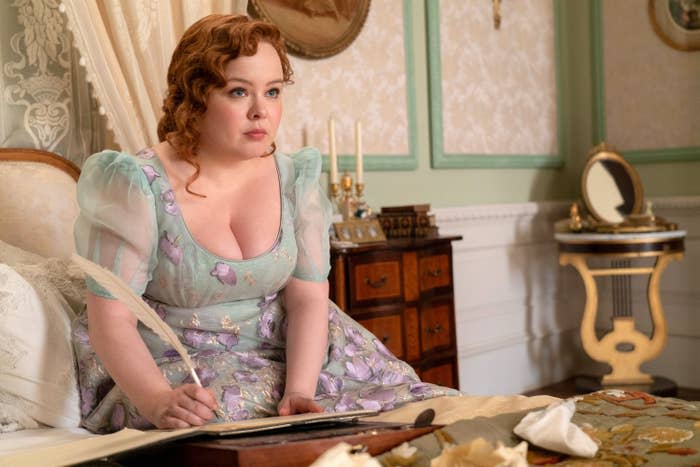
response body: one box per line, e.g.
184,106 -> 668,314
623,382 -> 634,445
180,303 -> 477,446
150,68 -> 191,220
71,254 -> 206,388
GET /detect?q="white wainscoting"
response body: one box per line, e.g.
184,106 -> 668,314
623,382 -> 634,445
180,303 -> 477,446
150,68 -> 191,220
434,197 -> 700,395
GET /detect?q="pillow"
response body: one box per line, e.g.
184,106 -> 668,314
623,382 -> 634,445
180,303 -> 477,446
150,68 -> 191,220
0,256 -> 84,430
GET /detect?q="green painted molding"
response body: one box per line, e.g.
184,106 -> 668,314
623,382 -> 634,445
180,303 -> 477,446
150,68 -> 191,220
590,0 -> 606,144
590,0 -> 700,163
322,0 -> 417,173
427,0 -> 566,169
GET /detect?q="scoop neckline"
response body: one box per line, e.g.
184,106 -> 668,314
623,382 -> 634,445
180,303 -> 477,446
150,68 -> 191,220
144,149 -> 285,264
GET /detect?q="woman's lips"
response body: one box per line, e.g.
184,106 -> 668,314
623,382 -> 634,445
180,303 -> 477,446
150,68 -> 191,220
244,129 -> 267,141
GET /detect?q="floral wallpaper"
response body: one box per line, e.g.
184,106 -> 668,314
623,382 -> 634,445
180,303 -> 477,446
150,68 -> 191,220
437,0 -> 558,156
276,0 -> 410,160
603,0 -> 700,150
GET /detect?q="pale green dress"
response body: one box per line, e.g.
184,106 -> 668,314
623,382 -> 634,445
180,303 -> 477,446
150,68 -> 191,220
72,147 -> 455,433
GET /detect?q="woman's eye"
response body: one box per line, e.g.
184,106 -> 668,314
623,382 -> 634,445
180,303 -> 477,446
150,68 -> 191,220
266,88 -> 280,98
229,87 -> 246,97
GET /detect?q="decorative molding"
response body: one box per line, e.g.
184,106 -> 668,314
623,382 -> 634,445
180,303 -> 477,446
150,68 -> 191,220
435,196 -> 700,225
435,201 -> 568,224
590,0 -> 700,163
648,196 -> 700,210
427,0 -> 566,168
458,328 -> 578,359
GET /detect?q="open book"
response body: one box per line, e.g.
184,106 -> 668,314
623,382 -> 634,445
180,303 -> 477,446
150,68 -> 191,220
0,410 -> 379,467
200,409 -> 378,436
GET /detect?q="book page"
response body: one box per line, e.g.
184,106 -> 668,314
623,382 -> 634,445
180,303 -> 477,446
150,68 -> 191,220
200,409 -> 378,435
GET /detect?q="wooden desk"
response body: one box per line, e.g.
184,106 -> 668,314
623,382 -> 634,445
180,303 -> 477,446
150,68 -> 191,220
556,230 -> 686,390
330,236 -> 462,389
114,423 -> 439,466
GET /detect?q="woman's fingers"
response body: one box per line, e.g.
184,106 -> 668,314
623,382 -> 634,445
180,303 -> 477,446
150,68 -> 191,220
160,416 -> 191,430
301,399 -> 324,413
183,384 -> 220,411
169,404 -> 208,426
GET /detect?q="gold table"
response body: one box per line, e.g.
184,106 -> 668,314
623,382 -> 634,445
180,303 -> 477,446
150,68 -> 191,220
556,230 -> 686,391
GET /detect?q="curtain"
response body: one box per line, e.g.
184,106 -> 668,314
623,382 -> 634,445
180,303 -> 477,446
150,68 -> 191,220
0,0 -> 108,168
60,0 -> 248,153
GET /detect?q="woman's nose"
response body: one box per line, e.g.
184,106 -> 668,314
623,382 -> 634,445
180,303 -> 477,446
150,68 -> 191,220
248,99 -> 268,120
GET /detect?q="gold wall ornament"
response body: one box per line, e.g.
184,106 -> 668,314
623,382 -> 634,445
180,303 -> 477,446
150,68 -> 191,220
248,0 -> 371,59
648,0 -> 700,52
493,0 -> 501,29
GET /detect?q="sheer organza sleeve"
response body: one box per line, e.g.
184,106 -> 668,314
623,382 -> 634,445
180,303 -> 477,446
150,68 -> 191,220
291,148 -> 333,282
73,151 -> 158,298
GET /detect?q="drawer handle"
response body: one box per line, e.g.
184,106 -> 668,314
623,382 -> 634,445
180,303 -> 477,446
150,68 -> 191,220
364,275 -> 388,289
381,335 -> 390,344
427,268 -> 442,277
427,324 -> 444,334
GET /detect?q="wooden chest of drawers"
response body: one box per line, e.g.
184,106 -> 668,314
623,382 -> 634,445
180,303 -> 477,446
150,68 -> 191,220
329,236 -> 462,389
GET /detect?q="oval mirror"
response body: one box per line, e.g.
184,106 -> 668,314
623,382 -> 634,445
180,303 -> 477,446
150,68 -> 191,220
581,144 -> 643,225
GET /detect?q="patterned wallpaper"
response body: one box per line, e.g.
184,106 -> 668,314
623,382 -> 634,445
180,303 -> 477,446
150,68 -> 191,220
603,0 -> 700,150
0,0 -> 107,167
437,0 -> 558,156
275,0 -> 410,160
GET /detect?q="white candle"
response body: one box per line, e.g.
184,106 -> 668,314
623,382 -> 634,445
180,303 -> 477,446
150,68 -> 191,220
355,119 -> 363,184
328,118 -> 338,183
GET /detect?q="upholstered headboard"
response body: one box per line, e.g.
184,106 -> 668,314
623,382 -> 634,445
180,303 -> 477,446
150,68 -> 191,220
0,148 -> 80,259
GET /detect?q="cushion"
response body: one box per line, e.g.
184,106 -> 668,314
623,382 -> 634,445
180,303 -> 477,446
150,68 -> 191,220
0,158 -> 79,259
0,240 -> 86,430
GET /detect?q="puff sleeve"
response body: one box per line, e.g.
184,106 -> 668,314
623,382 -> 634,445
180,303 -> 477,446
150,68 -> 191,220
291,148 -> 333,282
73,151 -> 158,298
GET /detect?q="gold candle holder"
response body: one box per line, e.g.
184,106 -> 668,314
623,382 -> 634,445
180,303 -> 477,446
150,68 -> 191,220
330,182 -> 340,200
337,171 -> 356,220
355,182 -> 364,200
330,173 -> 371,221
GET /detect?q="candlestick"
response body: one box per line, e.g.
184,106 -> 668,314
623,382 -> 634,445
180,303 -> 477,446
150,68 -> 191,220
328,118 -> 338,184
355,119 -> 363,184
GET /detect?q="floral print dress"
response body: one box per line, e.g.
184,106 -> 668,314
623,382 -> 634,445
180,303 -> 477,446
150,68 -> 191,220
72,147 -> 455,434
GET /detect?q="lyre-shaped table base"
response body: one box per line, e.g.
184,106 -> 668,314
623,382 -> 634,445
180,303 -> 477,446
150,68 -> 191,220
556,230 -> 685,386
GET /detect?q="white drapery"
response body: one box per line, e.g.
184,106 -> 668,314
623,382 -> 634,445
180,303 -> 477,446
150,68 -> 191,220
60,0 -> 248,153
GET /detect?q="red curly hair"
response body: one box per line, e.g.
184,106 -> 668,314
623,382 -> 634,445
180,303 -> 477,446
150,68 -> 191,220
157,14 -> 293,196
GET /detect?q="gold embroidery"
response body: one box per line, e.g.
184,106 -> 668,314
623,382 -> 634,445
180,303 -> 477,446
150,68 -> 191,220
244,271 -> 256,286
221,316 -> 240,333
637,426 -> 694,444
190,314 -> 200,328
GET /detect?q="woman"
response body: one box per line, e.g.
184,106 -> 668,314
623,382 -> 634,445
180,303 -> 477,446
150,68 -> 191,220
73,14 -> 454,433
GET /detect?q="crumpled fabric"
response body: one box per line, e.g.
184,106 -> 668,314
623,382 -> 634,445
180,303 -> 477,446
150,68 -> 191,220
513,398 -> 598,458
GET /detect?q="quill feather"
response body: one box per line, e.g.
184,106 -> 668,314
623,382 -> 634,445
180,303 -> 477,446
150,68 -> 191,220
71,254 -> 202,386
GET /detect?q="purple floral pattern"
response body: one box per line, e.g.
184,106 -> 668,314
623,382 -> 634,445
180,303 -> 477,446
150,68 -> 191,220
159,232 -> 182,265
211,262 -> 237,286
141,165 -> 160,184
160,189 -> 179,215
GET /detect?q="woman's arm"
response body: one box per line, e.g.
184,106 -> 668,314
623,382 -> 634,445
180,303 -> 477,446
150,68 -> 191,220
86,292 -> 219,428
278,277 -> 329,415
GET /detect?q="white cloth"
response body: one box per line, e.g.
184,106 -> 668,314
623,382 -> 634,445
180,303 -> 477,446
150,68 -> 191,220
513,398 -> 598,458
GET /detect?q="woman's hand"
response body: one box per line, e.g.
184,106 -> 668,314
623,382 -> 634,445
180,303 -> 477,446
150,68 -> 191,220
142,384 -> 219,429
277,392 -> 324,416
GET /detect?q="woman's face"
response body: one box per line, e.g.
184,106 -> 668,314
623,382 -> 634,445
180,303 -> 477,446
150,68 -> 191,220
198,41 -> 284,159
